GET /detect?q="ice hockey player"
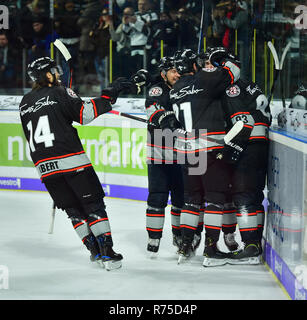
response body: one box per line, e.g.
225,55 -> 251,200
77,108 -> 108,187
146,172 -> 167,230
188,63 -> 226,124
170,47 -> 240,266
144,56 -> 184,256
199,50 -> 271,264
19,57 -> 144,270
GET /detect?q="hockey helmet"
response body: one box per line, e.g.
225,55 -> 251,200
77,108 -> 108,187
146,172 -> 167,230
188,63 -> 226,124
173,49 -> 198,75
27,57 -> 63,82
158,56 -> 176,73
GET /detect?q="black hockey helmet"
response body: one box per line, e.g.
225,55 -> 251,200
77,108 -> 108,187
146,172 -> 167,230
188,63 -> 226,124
158,56 -> 176,73
173,49 -> 198,75
27,57 -> 63,82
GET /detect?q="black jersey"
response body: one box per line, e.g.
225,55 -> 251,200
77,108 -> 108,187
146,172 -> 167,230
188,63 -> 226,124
19,85 -> 112,180
170,62 -> 240,153
145,81 -> 176,163
222,79 -> 270,144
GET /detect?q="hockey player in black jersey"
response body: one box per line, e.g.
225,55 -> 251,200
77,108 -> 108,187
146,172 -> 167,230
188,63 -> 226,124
144,56 -> 184,255
19,57 -> 142,270
170,48 -> 240,266
199,52 -> 270,264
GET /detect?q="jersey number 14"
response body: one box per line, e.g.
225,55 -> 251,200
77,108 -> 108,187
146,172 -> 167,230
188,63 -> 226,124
26,115 -> 55,152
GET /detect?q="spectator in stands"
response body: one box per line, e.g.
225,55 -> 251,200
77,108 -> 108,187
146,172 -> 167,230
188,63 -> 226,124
213,0 -> 250,79
149,10 -> 178,67
89,8 -> 112,90
0,32 -> 17,88
122,0 -> 158,71
29,15 -> 59,62
174,7 -> 198,51
109,6 -> 134,78
54,0 -> 81,87
77,0 -> 103,87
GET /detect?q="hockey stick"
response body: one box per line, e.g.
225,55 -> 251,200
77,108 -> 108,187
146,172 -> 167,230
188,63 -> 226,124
54,39 -> 73,88
109,110 -> 150,124
48,202 -> 56,234
267,41 -> 291,107
197,0 -> 205,53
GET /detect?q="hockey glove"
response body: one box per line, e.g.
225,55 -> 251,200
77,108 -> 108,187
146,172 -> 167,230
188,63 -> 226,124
207,47 -> 240,68
101,77 -> 136,104
216,140 -> 244,164
158,111 -> 183,132
130,69 -> 152,94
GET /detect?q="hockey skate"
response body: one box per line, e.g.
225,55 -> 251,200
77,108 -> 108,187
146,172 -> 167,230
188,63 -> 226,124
223,233 -> 239,251
203,237 -> 229,267
172,234 -> 182,252
97,235 -> 123,270
83,234 -> 101,264
177,237 -> 193,264
227,241 -> 261,265
191,233 -> 201,253
147,238 -> 160,258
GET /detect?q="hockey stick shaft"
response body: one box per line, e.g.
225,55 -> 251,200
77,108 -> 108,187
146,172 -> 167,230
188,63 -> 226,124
48,203 -> 56,234
197,0 -> 205,53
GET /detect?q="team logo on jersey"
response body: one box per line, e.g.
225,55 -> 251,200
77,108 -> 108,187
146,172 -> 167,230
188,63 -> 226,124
66,88 -> 78,98
226,85 -> 240,97
149,87 -> 163,97
246,84 -> 261,95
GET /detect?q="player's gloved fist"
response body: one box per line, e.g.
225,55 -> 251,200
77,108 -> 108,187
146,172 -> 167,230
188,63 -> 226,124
158,111 -> 182,131
130,69 -> 152,94
101,77 -> 135,104
216,141 -> 244,164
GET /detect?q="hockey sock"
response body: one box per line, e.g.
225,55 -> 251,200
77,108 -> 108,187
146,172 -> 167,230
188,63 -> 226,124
170,206 -> 181,236
180,204 -> 200,241
196,207 -> 204,235
146,206 -> 165,239
222,203 -> 237,234
236,205 -> 259,242
204,203 -> 223,242
256,206 -> 265,241
70,216 -> 91,241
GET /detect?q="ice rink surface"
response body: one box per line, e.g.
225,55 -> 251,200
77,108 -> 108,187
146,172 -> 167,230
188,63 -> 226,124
0,190 -> 288,300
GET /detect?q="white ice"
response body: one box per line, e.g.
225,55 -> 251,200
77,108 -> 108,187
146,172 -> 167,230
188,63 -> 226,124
0,190 -> 287,300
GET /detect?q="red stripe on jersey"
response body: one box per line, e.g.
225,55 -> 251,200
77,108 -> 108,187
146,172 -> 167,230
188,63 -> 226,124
201,131 -> 225,136
223,66 -> 234,84
249,136 -> 269,140
149,109 -> 164,122
34,151 -> 86,166
230,111 -> 250,118
40,163 -> 92,179
254,122 -> 269,127
91,99 -> 98,118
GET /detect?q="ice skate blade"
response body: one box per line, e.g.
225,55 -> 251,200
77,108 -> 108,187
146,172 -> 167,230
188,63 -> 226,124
177,254 -> 191,264
203,257 -> 228,267
227,256 -> 261,265
97,259 -> 122,270
148,251 -> 158,259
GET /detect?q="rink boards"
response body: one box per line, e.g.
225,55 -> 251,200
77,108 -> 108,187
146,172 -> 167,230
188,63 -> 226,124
1,97 -> 307,299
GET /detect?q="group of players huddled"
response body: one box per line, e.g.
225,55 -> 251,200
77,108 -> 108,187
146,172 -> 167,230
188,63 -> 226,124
19,45 -> 270,270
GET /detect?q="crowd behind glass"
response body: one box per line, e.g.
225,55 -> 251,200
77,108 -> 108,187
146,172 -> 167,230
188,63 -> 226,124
0,0 -> 306,99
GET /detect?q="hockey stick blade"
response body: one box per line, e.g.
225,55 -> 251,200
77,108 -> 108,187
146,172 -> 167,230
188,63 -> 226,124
268,41 -> 279,70
223,120 -> 244,145
280,42 -> 291,70
54,39 -> 72,62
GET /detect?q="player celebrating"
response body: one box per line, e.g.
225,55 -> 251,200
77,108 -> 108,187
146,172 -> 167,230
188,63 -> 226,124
19,57 -> 141,270
170,48 -> 240,266
144,56 -> 184,255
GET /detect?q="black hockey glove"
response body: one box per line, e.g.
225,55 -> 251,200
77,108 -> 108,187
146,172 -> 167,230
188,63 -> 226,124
158,111 -> 182,131
101,77 -> 136,104
216,140 -> 244,164
207,47 -> 240,68
130,69 -> 152,94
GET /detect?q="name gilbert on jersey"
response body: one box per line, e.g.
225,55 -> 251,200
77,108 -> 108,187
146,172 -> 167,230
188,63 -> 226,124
170,85 -> 204,100
20,96 -> 58,116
